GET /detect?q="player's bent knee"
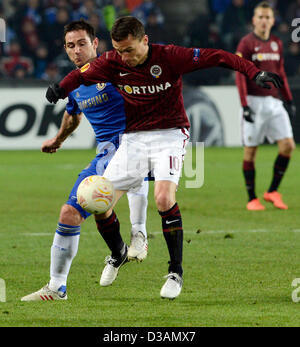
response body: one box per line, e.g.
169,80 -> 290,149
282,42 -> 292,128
94,208 -> 113,221
244,146 -> 257,162
59,204 -> 84,226
155,194 -> 174,212
154,181 -> 177,212
287,141 -> 296,154
279,139 -> 295,156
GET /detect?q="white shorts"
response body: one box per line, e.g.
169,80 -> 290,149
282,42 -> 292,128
103,128 -> 190,191
241,95 -> 293,147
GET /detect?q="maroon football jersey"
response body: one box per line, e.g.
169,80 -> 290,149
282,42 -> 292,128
60,44 -> 260,131
236,32 -> 292,106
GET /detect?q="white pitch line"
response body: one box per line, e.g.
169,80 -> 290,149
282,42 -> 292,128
149,229 -> 270,235
22,229 -> 299,236
150,229 -> 298,235
23,233 -> 53,236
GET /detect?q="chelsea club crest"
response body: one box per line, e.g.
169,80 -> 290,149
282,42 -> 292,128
96,83 -> 106,91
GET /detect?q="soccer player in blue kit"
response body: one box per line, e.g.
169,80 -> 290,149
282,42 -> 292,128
21,20 -> 149,301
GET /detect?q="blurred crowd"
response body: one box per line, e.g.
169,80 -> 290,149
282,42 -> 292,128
0,0 -> 300,84
0,0 -> 165,81
183,0 -> 300,84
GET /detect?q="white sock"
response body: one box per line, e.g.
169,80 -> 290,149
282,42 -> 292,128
49,223 -> 80,292
127,180 -> 148,239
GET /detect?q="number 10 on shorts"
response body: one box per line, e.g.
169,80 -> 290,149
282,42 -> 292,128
169,155 -> 180,175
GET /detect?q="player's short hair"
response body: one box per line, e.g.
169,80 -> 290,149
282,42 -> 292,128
111,16 -> 145,42
64,20 -> 95,44
254,1 -> 275,14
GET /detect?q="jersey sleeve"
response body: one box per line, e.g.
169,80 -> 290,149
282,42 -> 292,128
65,92 -> 81,115
278,40 -> 293,102
60,55 -> 112,97
166,45 -> 260,80
235,37 -> 252,61
235,38 -> 251,107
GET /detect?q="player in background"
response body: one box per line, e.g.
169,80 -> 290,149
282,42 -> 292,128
236,1 -> 296,211
45,16 -> 283,299
21,21 -> 149,301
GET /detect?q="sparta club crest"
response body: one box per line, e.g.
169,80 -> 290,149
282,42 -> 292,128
270,41 -> 278,51
150,65 -> 162,78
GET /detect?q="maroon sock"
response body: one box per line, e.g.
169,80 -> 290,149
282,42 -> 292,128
159,203 -> 183,276
268,154 -> 290,192
243,160 -> 256,201
96,211 -> 124,258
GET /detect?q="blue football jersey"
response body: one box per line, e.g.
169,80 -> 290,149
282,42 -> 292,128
66,82 -> 126,143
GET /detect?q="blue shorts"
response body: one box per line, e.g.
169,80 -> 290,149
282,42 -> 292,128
66,139 -> 119,219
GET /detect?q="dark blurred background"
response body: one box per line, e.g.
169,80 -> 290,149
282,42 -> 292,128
1,0 -> 300,86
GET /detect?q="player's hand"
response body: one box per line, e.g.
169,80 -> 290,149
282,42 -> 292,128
41,138 -> 62,153
46,83 -> 65,104
254,71 -> 283,89
243,106 -> 255,123
284,100 -> 296,120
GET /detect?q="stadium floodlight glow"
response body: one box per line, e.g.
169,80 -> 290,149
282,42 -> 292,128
0,18 -> 6,43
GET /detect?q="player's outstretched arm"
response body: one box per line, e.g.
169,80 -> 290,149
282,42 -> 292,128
192,48 -> 284,89
46,83 -> 67,104
45,70 -> 89,104
46,57 -> 109,104
41,111 -> 82,153
254,71 -> 283,89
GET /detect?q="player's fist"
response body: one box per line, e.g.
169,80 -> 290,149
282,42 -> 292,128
41,137 -> 62,153
46,83 -> 65,104
254,71 -> 283,89
284,100 -> 297,120
243,106 -> 255,123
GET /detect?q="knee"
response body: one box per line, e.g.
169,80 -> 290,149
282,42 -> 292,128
244,147 -> 257,162
155,192 -> 174,212
59,204 -> 84,225
94,208 -> 113,221
280,141 -> 295,156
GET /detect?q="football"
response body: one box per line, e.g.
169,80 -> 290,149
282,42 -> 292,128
76,175 -> 115,214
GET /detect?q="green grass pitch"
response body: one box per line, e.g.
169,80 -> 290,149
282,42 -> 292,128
0,145 -> 300,327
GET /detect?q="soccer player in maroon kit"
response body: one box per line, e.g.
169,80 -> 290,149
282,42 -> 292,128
46,16 -> 283,299
236,1 -> 296,211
